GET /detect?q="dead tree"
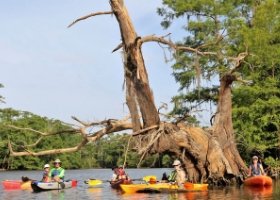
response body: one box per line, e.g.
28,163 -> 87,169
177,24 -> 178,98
8,0 -> 249,184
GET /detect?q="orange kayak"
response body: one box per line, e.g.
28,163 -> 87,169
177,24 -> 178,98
184,182 -> 208,191
244,175 -> 272,187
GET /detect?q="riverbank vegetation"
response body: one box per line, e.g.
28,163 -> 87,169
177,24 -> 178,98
0,107 -> 279,171
0,108 -> 172,170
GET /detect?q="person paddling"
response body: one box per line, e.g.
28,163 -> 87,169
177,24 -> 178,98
111,166 -> 120,182
49,159 -> 65,182
111,165 -> 130,181
168,159 -> 186,186
248,156 -> 265,177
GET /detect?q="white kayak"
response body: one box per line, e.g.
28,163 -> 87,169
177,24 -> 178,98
31,180 -> 77,192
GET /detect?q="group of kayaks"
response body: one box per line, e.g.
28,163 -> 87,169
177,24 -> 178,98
1,175 -> 273,193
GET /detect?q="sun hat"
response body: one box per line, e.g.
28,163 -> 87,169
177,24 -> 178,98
54,158 -> 61,163
172,160 -> 181,166
252,156 -> 258,160
44,164 -> 50,169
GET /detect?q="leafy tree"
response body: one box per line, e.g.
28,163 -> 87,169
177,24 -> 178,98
158,0 -> 280,165
232,0 -> 280,162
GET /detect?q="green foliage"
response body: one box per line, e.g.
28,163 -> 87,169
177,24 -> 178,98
264,156 -> 280,168
232,0 -> 280,163
0,108 -> 171,170
158,0 -> 257,121
159,0 -> 280,162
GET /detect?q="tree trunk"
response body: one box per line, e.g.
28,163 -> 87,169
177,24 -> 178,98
211,74 -> 247,177
110,0 -> 160,130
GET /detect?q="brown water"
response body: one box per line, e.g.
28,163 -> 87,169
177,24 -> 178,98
1,169 -> 279,200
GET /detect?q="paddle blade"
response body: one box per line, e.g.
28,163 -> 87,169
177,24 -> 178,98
88,179 -> 102,186
143,175 -> 157,183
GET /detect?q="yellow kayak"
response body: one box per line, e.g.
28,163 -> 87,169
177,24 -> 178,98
120,182 -> 179,193
120,182 -> 208,193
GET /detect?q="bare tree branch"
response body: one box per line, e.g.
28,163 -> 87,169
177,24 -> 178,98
7,125 -> 78,136
68,11 -> 113,28
8,138 -> 89,157
25,136 -> 43,148
8,117 -> 133,156
228,52 -> 249,74
132,125 -> 158,136
112,43 -> 123,52
140,35 -> 217,56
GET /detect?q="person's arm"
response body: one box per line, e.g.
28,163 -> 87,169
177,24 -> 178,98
247,165 -> 252,177
111,173 -> 117,181
49,169 -> 53,177
259,164 -> 266,175
179,170 -> 186,184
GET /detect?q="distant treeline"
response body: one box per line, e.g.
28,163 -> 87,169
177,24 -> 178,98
0,108 -> 173,170
0,108 -> 279,170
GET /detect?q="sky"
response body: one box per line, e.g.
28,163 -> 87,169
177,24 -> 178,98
0,0 -> 212,126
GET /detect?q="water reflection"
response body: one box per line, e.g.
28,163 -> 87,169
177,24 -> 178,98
243,186 -> 273,200
47,190 -> 65,200
167,192 -> 207,200
119,190 -> 210,200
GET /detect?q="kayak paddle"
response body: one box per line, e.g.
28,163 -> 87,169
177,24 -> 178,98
85,179 -> 103,186
84,175 -> 157,186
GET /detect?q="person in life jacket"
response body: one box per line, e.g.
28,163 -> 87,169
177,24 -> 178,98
248,156 -> 265,176
111,166 -> 120,181
111,165 -> 130,182
42,164 -> 51,182
118,165 -> 129,180
49,159 -> 65,182
168,159 -> 186,186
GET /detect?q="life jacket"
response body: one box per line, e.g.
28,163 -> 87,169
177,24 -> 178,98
250,163 -> 261,175
50,167 -> 65,180
42,171 -> 50,182
168,170 -> 177,182
118,168 -> 127,180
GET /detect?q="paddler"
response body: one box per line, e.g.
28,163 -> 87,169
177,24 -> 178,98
49,158 -> 65,182
247,155 -> 266,176
168,159 -> 186,186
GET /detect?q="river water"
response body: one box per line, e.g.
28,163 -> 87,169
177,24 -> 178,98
0,168 -> 279,200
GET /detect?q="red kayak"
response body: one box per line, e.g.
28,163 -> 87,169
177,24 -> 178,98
2,180 -> 31,190
244,175 -> 272,187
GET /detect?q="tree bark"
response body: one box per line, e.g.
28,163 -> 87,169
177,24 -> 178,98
212,74 -> 247,177
110,0 -> 160,129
